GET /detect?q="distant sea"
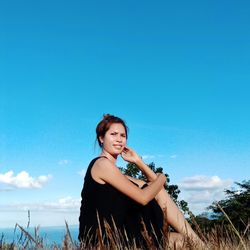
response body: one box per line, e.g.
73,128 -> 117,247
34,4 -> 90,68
0,225 -> 79,245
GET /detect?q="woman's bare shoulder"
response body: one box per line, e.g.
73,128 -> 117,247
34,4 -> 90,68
92,157 -> 118,174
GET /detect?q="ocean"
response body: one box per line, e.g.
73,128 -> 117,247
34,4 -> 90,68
0,225 -> 79,246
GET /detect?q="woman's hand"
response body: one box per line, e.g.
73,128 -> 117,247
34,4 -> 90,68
121,147 -> 141,164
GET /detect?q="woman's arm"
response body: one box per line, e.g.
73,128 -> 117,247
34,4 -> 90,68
121,148 -> 203,244
121,147 -> 167,206
134,157 -> 158,182
92,158 -> 166,206
121,147 -> 158,182
125,175 -> 146,188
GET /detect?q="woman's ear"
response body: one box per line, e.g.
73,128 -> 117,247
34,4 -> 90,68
99,136 -> 104,144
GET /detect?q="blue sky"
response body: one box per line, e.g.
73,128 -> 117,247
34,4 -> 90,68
0,0 -> 250,228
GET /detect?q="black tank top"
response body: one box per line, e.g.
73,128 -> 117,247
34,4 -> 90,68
78,157 -> 164,247
78,157 -> 130,243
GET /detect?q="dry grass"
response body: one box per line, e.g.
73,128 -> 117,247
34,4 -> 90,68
1,222 -> 249,250
1,209 -> 249,250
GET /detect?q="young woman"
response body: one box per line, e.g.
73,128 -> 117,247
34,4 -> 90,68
79,114 -> 201,248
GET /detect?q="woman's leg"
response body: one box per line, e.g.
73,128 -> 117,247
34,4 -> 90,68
155,188 -> 201,242
125,175 -> 203,247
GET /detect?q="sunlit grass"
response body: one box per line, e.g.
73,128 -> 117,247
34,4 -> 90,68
1,208 -> 249,249
1,223 -> 249,249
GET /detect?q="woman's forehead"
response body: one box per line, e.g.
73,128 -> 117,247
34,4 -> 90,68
108,123 -> 126,132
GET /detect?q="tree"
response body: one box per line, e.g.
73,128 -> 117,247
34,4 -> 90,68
120,162 -> 190,214
207,180 -> 250,231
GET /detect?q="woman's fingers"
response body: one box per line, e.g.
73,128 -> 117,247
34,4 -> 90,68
123,146 -> 130,153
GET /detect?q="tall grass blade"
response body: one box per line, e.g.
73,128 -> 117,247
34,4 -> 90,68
217,203 -> 247,250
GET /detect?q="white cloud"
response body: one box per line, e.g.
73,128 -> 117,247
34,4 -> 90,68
58,160 -> 71,165
170,154 -> 177,159
78,169 -> 86,179
180,175 -> 232,191
141,154 -> 165,160
0,187 -> 13,192
178,175 -> 233,214
0,196 -> 81,213
142,155 -> 155,160
0,197 -> 81,227
0,170 -> 52,189
34,196 -> 80,212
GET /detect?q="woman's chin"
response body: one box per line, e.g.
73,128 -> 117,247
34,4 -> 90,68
113,150 -> 123,156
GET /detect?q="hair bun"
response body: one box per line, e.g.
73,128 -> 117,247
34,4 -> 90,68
103,114 -> 112,119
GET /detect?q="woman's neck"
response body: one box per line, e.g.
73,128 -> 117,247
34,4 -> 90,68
100,150 -> 117,164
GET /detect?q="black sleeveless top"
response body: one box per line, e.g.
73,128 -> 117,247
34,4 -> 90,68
78,157 -> 164,247
78,157 -> 131,244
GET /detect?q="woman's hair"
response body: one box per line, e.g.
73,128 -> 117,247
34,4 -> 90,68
96,114 -> 128,147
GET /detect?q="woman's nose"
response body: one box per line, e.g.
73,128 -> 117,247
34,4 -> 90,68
116,135 -> 122,142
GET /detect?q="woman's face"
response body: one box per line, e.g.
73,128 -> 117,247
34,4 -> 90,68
100,123 -> 127,156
